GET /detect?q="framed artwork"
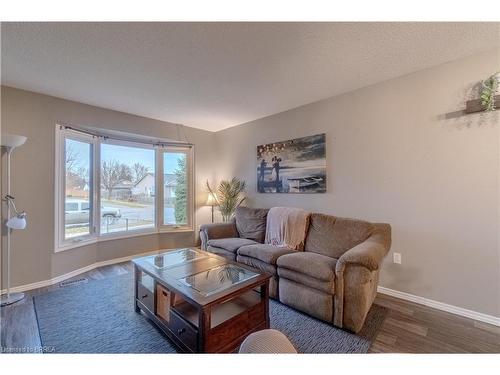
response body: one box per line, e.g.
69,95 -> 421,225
257,133 -> 326,193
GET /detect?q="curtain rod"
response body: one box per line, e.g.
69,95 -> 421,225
59,124 -> 193,147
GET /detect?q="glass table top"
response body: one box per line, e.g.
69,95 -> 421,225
178,264 -> 259,296
144,248 -> 207,269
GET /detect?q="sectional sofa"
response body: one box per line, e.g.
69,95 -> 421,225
199,207 -> 391,333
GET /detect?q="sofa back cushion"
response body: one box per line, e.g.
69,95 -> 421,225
235,207 -> 269,243
304,213 -> 374,258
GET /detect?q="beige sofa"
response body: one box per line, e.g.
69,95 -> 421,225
200,207 -> 391,333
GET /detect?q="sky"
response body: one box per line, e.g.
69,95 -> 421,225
101,143 -> 155,170
257,134 -> 326,169
163,152 -> 185,174
66,138 -> 91,170
67,139 -> 184,173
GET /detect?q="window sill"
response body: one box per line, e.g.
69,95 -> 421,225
98,228 -> 157,242
55,238 -> 98,253
158,227 -> 194,234
55,227 -> 194,253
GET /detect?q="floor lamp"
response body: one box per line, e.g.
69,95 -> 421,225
206,193 -> 217,223
1,134 -> 28,307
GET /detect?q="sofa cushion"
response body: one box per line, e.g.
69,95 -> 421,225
237,244 -> 295,265
277,252 -> 337,281
278,268 -> 334,294
207,238 -> 258,253
304,213 -> 374,259
207,246 -> 237,261
237,255 -> 277,275
235,207 -> 269,243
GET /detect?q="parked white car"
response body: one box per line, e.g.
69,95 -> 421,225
65,199 -> 121,225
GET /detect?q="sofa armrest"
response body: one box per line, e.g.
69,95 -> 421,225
333,223 -> 391,332
199,221 -> 238,250
336,223 -> 391,273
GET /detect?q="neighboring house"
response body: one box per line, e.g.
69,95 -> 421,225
164,173 -> 177,198
131,173 -> 177,198
104,180 -> 134,200
65,185 -> 89,198
132,173 -> 155,197
66,173 -> 89,197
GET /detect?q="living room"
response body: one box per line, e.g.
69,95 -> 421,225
1,1 -> 499,373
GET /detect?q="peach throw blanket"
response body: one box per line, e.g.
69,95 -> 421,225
265,207 -> 310,250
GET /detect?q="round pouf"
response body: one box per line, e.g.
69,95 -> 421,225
238,329 -> 297,353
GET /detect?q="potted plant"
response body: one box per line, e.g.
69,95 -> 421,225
480,71 -> 499,111
206,178 -> 246,222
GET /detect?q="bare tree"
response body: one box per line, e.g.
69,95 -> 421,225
101,160 -> 132,200
65,144 -> 79,175
66,167 -> 88,190
132,163 -> 150,183
65,144 -> 86,191
76,166 -> 89,188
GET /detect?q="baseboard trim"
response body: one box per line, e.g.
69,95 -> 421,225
377,286 -> 500,327
1,249 -> 160,295
4,256 -> 499,327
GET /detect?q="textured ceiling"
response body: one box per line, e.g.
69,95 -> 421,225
2,22 -> 499,131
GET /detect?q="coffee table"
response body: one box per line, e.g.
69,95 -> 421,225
132,248 -> 271,353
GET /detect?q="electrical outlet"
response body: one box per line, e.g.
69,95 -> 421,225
393,252 -> 402,264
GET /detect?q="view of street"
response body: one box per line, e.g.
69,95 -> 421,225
65,200 -> 176,237
100,200 -> 176,234
63,141 -> 187,238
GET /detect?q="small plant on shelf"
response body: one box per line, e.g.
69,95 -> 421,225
206,178 -> 246,222
480,72 -> 499,111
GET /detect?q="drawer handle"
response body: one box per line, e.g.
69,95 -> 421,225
141,294 -> 148,299
177,328 -> 186,335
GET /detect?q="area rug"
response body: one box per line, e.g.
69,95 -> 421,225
33,273 -> 386,353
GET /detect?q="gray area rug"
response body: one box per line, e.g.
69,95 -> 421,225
34,273 -> 386,353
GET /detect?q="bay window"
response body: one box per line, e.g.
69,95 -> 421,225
161,148 -> 193,229
55,125 -> 194,252
100,142 -> 156,235
61,135 -> 95,242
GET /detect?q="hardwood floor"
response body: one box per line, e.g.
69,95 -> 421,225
1,261 -> 499,353
371,294 -> 500,353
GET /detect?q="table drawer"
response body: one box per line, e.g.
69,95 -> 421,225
137,282 -> 154,312
170,311 -> 198,352
156,284 -> 185,322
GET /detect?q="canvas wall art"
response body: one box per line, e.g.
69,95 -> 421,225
257,133 -> 326,193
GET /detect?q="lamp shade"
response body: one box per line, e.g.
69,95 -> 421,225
206,193 -> 217,206
1,134 -> 27,149
6,214 -> 27,230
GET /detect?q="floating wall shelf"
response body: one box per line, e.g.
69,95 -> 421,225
465,95 -> 500,114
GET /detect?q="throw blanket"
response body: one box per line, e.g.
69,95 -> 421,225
265,207 -> 310,250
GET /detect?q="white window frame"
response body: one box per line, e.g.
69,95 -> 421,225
98,138 -> 157,240
55,127 -> 99,251
158,145 -> 195,232
55,124 -> 195,252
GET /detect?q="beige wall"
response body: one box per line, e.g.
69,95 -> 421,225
1,87 -> 216,288
214,50 -> 500,317
2,50 -> 499,318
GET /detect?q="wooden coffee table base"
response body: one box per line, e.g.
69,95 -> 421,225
133,249 -> 271,353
